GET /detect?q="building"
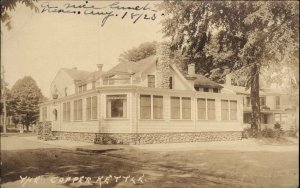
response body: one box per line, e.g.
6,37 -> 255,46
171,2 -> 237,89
39,55 -> 244,144
221,76 -> 298,131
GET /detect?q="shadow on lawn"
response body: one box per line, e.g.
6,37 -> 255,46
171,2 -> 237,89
1,146 -> 298,188
1,148 -> 143,187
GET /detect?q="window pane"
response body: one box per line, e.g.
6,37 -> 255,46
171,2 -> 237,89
230,100 -> 237,120
140,95 -> 151,119
107,95 -> 127,118
63,103 -> 66,121
86,97 -> 91,120
67,102 -> 70,121
182,97 -> 191,119
78,99 -> 82,120
92,96 -> 97,119
197,98 -> 206,119
171,97 -> 180,119
153,95 -> 163,119
74,100 -> 77,120
169,77 -> 173,89
221,100 -> 229,120
207,99 -> 215,120
148,75 -> 155,88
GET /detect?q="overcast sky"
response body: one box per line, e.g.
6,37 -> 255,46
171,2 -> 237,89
2,1 -> 165,97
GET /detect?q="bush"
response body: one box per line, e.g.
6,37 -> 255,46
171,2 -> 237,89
274,122 -> 281,129
242,128 -> 255,138
261,127 -> 283,139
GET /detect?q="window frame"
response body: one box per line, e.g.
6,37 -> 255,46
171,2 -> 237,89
106,94 -> 127,119
147,75 -> 155,88
139,94 -> 164,120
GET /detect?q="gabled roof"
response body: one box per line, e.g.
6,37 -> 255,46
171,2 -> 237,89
106,55 -> 157,76
190,74 -> 223,89
62,68 -> 91,81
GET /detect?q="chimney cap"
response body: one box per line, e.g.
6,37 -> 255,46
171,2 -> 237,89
97,64 -> 103,71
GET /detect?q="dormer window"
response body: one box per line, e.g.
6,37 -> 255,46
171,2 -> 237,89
213,88 -> 219,93
148,75 -> 155,88
78,84 -> 87,93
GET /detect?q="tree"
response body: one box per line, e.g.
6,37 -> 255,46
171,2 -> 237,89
159,1 -> 299,135
119,41 -> 157,62
1,0 -> 39,30
10,76 -> 44,131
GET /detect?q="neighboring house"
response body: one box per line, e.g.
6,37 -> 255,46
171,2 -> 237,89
39,55 -> 244,144
222,76 -> 298,131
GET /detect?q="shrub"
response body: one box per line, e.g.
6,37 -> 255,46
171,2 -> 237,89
242,128 -> 252,138
274,122 -> 281,129
261,127 -> 284,139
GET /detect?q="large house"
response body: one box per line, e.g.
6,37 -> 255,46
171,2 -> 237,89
221,76 -> 298,131
39,55 -> 244,144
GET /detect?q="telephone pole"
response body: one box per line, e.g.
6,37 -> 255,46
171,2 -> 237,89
1,65 -> 7,134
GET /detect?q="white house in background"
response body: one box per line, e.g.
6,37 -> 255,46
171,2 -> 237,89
39,55 -> 244,144
221,75 -> 298,131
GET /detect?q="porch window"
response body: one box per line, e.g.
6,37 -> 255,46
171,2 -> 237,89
230,100 -> 237,120
42,106 -> 47,121
153,96 -> 163,119
86,96 -> 98,120
207,99 -> 216,120
148,75 -> 155,88
221,100 -> 229,120
182,97 -> 191,119
275,96 -> 280,109
74,99 -> 82,121
171,97 -> 180,119
140,95 -> 151,119
197,98 -> 206,120
204,88 -> 209,92
260,97 -> 266,106
246,97 -> 251,107
63,102 -> 70,121
106,95 -> 127,118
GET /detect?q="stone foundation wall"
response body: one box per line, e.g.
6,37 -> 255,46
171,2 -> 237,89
52,131 -> 242,145
37,121 -> 53,141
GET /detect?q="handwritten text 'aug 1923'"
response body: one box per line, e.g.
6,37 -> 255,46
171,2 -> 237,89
40,1 -> 164,27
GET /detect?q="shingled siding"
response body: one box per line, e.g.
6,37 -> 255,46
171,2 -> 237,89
52,131 -> 242,144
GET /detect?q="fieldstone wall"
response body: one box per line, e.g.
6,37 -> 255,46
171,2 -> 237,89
52,131 -> 242,145
37,121 -> 54,141
53,132 -> 96,143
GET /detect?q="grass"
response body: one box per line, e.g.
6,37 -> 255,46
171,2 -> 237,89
1,144 -> 298,188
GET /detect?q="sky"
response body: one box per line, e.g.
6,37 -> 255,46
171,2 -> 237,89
1,1 -> 165,97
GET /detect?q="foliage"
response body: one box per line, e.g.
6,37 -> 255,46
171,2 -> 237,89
159,1 -> 299,133
9,76 -> 45,130
1,0 -> 39,30
118,41 -> 157,63
260,127 -> 284,139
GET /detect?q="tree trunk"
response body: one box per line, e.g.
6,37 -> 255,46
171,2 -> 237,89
250,64 -> 261,136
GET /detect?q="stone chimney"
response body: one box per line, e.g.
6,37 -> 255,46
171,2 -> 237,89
97,64 -> 103,72
156,42 -> 172,89
225,74 -> 232,85
188,64 -> 195,76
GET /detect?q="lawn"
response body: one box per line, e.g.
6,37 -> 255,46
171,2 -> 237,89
1,136 -> 299,188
